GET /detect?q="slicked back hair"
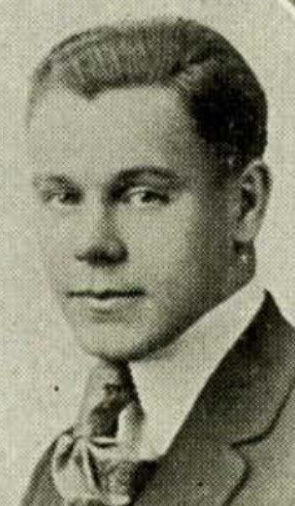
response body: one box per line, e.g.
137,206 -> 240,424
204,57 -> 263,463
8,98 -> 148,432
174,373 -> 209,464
27,18 -> 268,176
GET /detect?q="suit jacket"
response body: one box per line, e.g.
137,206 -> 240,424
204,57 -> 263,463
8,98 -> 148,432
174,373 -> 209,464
21,293 -> 295,506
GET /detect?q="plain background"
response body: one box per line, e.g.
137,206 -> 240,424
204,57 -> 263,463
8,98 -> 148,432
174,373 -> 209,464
0,1 -> 295,504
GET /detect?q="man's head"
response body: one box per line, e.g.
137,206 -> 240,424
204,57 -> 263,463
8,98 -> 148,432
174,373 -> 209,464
27,18 -> 271,361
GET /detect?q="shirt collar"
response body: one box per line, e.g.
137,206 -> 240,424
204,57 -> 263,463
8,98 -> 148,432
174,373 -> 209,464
130,277 -> 265,457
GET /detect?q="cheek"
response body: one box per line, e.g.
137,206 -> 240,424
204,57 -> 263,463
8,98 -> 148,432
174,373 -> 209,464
122,197 -> 211,276
123,195 -> 231,287
36,215 -> 75,282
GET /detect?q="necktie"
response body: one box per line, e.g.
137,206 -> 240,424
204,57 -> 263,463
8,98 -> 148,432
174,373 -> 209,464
52,361 -> 145,506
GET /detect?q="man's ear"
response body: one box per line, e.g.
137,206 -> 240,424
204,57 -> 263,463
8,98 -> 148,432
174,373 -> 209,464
233,159 -> 272,245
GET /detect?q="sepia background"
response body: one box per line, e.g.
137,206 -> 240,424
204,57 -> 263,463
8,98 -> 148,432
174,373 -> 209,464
0,1 -> 295,504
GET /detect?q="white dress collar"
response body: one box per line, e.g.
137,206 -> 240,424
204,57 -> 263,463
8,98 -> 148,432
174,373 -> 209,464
129,278 -> 265,458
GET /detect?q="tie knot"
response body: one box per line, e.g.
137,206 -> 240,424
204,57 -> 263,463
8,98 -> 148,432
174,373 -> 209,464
88,382 -> 134,438
102,382 -> 133,408
75,362 -> 136,439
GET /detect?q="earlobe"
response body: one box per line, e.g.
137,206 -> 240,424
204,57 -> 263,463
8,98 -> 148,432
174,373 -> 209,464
233,160 -> 272,245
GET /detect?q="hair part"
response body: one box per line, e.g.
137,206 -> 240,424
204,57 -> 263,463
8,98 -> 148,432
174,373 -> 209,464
27,18 -> 268,176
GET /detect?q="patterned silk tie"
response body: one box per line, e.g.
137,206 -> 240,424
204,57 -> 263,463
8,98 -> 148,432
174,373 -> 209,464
52,361 -> 145,506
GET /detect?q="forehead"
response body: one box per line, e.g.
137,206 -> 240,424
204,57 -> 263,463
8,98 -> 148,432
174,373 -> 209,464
28,85 -> 215,183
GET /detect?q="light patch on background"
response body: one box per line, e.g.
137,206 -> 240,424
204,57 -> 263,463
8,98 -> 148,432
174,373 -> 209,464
0,1 -> 295,504
279,0 -> 295,17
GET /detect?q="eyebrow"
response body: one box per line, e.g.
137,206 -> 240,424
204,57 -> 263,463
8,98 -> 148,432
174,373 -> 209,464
33,166 -> 184,186
114,166 -> 184,188
32,174 -> 77,188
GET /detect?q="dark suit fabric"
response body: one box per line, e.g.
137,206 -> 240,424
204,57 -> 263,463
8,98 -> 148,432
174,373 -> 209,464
21,293 -> 295,506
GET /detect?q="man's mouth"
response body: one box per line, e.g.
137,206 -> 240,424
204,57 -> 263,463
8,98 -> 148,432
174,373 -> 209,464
66,288 -> 146,312
67,288 -> 145,299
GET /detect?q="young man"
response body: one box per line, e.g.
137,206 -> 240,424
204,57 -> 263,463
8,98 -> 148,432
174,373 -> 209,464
22,18 -> 295,506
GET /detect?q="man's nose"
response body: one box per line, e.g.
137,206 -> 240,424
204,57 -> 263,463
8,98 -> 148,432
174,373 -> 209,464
74,206 -> 128,267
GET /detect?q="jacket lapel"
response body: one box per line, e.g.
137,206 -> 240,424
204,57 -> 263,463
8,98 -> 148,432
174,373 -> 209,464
135,405 -> 247,506
21,440 -> 63,506
135,293 -> 295,506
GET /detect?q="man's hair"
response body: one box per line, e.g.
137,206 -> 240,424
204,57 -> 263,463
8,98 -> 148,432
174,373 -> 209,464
27,18 -> 268,175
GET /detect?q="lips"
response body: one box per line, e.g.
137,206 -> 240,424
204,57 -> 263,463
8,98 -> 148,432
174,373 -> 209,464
66,287 -> 146,314
67,288 -> 146,300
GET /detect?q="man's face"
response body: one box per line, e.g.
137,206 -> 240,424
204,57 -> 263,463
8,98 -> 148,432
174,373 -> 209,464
28,85 -> 235,361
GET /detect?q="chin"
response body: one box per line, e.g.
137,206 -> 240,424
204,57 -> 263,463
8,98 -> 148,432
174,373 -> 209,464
72,325 -> 158,363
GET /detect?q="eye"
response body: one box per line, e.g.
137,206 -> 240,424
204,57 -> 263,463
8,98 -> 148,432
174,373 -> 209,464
121,187 -> 170,207
42,188 -> 82,207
